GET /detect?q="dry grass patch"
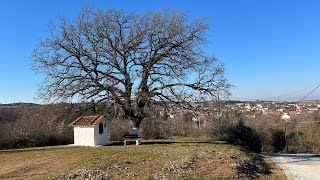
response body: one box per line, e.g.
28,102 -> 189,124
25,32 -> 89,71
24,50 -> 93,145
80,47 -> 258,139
0,146 -> 81,179
0,139 -> 287,179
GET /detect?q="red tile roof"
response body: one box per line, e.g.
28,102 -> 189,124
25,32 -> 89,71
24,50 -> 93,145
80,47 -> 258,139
69,115 -> 105,126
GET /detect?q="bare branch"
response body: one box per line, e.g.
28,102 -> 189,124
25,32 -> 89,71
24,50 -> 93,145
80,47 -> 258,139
32,7 -> 231,129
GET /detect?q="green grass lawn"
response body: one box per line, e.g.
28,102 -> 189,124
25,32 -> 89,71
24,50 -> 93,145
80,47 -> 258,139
0,138 -> 287,179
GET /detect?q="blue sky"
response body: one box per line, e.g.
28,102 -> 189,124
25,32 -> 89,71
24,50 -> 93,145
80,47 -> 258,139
0,0 -> 320,103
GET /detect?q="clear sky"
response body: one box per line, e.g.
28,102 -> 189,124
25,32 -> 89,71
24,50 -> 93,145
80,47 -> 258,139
0,0 -> 320,103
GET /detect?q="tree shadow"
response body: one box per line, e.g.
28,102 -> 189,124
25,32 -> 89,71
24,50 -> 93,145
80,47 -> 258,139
0,145 -> 80,154
237,153 -> 272,179
141,139 -> 227,145
267,153 -> 320,163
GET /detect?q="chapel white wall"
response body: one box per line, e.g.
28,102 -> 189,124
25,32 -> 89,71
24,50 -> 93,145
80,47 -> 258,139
94,120 -> 109,146
74,126 -> 95,146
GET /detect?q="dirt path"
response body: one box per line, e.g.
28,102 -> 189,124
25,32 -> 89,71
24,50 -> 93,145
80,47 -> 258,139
268,153 -> 320,180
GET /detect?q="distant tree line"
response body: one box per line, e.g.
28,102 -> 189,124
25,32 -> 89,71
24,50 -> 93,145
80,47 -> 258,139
1,102 -> 319,154
0,102 -> 216,149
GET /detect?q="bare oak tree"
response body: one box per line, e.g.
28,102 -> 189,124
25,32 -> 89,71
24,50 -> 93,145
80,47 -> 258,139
32,7 -> 230,132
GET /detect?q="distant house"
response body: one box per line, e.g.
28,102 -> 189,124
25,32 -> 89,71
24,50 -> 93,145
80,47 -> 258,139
270,111 -> 281,117
281,113 -> 290,122
69,115 -> 110,146
192,116 -> 209,128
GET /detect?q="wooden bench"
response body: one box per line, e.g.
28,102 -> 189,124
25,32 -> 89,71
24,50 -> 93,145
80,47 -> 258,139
124,135 -> 142,145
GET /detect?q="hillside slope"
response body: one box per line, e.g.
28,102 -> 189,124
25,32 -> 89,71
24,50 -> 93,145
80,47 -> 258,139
0,139 -> 286,179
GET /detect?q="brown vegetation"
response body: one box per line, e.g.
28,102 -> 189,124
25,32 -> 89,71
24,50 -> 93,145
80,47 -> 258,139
1,101 -> 320,155
0,139 -> 286,179
230,109 -> 320,154
0,103 -> 94,149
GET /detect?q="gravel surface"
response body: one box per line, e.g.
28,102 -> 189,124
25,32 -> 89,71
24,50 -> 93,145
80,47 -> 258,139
268,153 -> 320,180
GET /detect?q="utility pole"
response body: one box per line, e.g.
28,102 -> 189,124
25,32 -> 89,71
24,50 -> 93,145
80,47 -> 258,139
285,122 -> 288,152
281,113 -> 290,152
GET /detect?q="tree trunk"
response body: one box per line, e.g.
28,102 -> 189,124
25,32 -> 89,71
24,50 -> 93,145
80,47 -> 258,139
129,118 -> 142,135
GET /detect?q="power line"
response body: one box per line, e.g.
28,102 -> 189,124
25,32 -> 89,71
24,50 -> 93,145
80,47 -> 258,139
298,83 -> 320,103
261,84 -> 319,100
233,82 -> 320,101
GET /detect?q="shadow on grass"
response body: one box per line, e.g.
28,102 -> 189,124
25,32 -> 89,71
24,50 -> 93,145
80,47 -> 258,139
141,139 -> 227,145
1,139 -> 227,151
141,141 -> 177,145
237,153 -> 272,179
107,139 -> 227,147
0,145 -> 81,154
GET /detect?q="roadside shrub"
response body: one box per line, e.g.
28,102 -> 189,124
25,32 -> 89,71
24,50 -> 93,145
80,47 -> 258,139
225,120 -> 262,153
271,129 -> 286,152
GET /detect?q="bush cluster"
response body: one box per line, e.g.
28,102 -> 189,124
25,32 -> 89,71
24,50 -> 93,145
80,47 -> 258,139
224,120 -> 262,153
0,104 -> 77,149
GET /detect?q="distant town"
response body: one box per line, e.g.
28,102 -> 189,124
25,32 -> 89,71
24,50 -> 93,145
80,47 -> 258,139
2,100 -> 320,120
225,100 -> 320,117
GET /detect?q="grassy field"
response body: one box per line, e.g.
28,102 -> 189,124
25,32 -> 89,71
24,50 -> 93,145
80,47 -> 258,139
0,138 -> 287,179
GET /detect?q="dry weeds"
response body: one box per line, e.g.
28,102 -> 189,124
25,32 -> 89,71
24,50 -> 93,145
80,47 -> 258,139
0,139 -> 287,179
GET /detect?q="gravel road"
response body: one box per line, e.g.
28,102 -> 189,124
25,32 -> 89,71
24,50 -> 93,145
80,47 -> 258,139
268,153 -> 320,180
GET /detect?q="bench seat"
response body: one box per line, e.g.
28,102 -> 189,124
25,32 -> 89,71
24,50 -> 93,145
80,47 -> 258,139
124,135 -> 142,145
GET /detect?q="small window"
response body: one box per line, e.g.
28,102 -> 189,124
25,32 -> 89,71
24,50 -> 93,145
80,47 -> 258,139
99,122 -> 103,134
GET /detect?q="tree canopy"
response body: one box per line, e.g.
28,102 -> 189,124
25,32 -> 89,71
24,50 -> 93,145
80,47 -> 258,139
32,7 -> 231,129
